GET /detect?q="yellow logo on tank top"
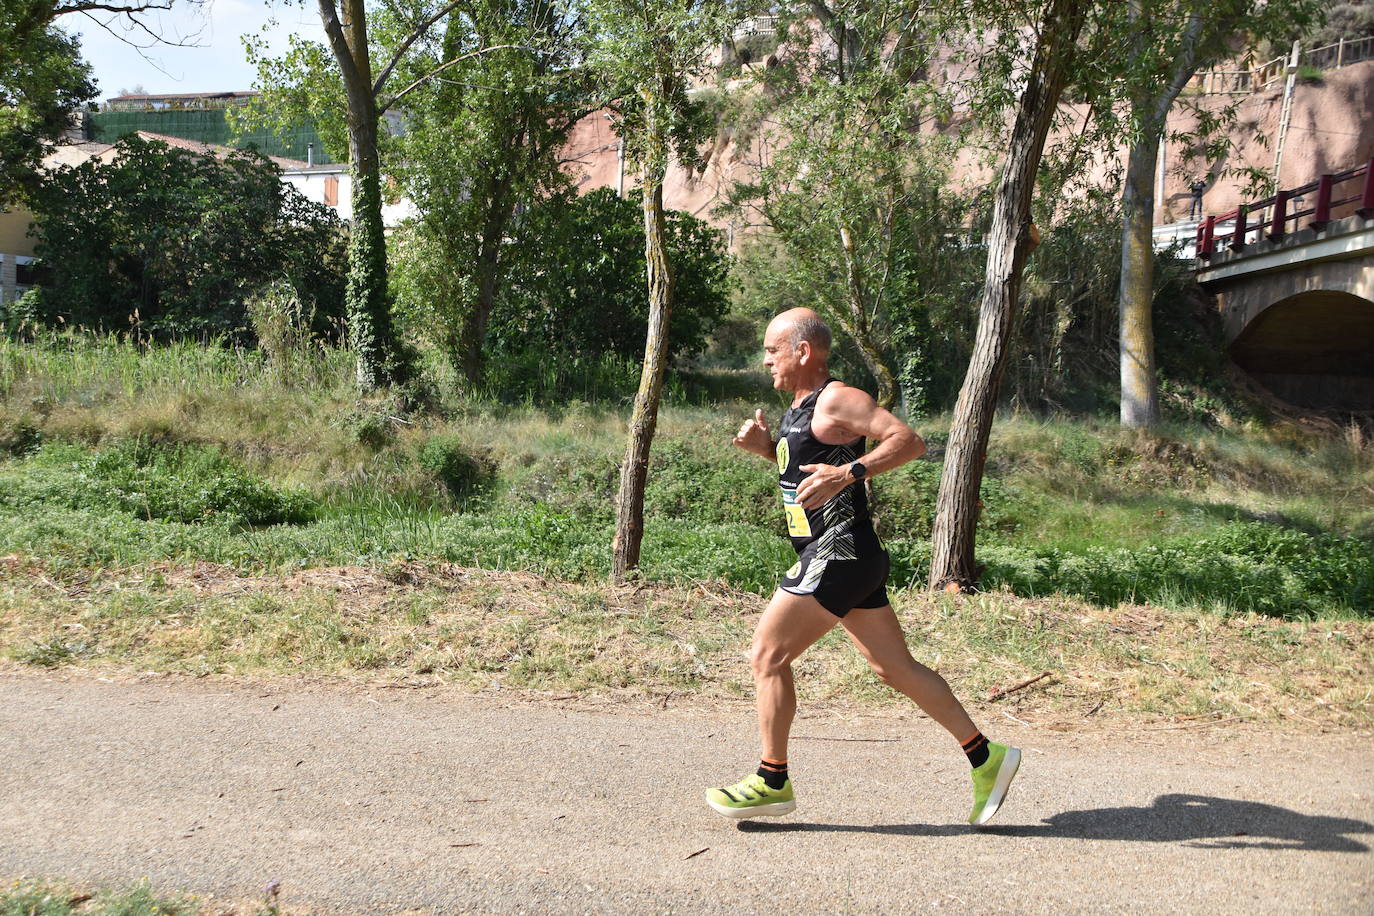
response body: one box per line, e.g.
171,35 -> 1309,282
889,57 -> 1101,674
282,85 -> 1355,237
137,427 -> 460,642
776,437 -> 789,474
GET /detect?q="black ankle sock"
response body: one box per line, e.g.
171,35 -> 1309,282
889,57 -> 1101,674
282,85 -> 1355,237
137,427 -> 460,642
757,759 -> 789,789
961,732 -> 990,769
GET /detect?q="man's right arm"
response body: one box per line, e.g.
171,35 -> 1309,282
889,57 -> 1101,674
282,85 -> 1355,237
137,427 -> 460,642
733,408 -> 775,461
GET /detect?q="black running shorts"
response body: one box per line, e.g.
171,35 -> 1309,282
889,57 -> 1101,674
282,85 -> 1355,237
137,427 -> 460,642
780,544 -> 891,617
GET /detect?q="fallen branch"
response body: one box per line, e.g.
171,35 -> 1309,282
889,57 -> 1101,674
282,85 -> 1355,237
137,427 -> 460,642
988,671 -> 1053,701
1143,716 -> 1248,731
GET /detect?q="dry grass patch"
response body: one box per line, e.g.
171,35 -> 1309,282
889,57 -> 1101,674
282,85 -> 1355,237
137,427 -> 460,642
1,557 -> 1370,729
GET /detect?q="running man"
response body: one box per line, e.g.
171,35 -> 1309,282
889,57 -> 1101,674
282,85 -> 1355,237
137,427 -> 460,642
705,307 -> 1020,825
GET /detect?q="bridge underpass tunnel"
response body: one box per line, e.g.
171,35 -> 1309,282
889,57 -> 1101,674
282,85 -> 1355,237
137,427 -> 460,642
1229,291 -> 1374,411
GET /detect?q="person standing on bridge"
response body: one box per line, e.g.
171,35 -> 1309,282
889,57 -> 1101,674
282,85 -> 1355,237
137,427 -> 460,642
705,307 -> 1021,825
1189,177 -> 1208,221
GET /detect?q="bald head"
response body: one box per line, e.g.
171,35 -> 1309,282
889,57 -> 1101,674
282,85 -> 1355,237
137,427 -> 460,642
769,307 -> 831,355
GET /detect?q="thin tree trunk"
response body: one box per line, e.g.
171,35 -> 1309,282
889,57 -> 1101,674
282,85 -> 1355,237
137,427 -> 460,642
929,0 -> 1088,591
1118,131 -> 1160,428
837,222 -> 898,410
612,107 -> 674,580
319,0 -> 409,392
459,178 -> 515,386
1118,11 -> 1208,429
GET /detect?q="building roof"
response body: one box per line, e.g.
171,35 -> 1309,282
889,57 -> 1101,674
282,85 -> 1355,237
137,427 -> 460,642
133,131 -> 310,171
106,91 -> 258,103
42,139 -> 116,169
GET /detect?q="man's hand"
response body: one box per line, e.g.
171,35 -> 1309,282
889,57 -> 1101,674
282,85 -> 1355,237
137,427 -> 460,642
733,408 -> 773,459
796,462 -> 855,510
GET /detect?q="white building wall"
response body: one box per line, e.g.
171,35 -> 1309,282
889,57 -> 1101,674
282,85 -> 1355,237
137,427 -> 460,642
282,170 -> 416,227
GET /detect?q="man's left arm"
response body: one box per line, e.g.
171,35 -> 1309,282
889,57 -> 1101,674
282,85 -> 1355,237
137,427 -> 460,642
795,389 -> 926,510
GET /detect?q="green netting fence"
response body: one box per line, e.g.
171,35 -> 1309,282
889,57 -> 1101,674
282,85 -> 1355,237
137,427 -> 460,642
89,110 -> 339,165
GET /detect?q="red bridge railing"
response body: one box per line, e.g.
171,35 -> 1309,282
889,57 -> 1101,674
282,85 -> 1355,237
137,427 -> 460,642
1197,159 -> 1374,260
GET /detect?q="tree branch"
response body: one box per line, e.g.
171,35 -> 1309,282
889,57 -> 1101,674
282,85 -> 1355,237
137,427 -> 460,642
371,0 -> 466,96
378,44 -> 540,114
317,0 -> 363,93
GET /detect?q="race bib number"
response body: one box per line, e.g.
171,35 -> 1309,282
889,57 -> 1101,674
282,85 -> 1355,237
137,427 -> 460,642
781,486 -> 812,538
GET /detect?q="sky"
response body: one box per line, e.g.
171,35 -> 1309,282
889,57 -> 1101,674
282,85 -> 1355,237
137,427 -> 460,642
69,0 -> 326,101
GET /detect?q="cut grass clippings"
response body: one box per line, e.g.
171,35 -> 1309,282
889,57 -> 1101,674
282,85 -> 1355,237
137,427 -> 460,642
2,556 -> 1369,730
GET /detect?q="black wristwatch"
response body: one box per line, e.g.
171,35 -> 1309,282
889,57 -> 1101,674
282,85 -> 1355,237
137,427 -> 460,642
849,460 -> 868,481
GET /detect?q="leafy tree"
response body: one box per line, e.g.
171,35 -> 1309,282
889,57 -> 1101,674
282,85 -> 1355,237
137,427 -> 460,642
725,0 -> 958,411
929,0 -> 1091,591
582,0 -> 735,578
488,187 -> 731,364
24,135 -> 346,339
244,0 -> 552,393
1109,0 -> 1320,429
0,11 -> 94,205
387,0 -> 594,386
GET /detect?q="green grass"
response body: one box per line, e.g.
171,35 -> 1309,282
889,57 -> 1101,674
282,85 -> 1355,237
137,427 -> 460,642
0,879 -> 203,916
2,331 -> 1372,618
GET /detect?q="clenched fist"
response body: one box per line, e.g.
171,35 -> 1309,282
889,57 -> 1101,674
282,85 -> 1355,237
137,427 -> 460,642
733,408 -> 773,459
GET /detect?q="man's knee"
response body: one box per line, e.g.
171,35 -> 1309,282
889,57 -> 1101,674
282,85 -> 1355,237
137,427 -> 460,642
750,640 -> 793,679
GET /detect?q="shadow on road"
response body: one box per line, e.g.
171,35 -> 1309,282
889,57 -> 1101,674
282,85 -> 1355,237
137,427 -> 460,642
738,794 -> 1373,852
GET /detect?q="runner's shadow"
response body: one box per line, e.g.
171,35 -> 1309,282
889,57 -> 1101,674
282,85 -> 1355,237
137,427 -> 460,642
737,794 -> 1373,852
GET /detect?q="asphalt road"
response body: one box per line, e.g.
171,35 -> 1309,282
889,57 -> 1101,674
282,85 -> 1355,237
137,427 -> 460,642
2,670 -> 1372,915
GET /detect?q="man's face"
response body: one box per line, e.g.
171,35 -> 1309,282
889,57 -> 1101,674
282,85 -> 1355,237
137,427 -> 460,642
762,321 -> 803,391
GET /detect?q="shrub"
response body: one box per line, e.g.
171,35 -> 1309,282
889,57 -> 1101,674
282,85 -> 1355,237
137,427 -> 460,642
2,440 -> 315,527
0,412 -> 42,456
417,435 -> 495,502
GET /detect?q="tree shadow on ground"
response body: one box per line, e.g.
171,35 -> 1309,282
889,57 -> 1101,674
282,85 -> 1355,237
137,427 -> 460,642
738,794 -> 1372,852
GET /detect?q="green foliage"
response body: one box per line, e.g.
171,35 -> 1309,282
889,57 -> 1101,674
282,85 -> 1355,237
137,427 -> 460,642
977,524 -> 1374,617
417,435 -> 495,501
0,11 -> 95,205
3,336 -> 1371,617
0,410 -> 42,456
25,135 -> 347,341
490,188 -> 732,370
0,879 -> 199,916
5,440 -> 315,527
385,0 -> 590,384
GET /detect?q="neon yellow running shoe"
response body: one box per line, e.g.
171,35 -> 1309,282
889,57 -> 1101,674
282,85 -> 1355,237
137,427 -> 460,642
705,774 -> 796,819
969,742 -> 1021,825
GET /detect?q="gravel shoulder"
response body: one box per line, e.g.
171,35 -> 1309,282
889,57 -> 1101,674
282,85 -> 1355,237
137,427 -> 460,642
2,669 -> 1372,915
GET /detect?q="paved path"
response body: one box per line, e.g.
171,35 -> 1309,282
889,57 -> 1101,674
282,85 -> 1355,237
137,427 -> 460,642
2,671 -> 1372,915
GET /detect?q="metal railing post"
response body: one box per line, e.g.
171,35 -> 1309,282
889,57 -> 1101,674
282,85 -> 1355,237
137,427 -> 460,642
1361,158 -> 1374,218
1312,174 -> 1333,230
1200,215 -> 1216,258
1268,190 -> 1289,241
1233,205 -> 1248,250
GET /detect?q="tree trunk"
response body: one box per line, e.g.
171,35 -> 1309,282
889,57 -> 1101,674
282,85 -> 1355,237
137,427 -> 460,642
319,0 -> 409,392
458,178 -> 515,386
836,222 -> 898,410
929,0 -> 1088,591
1118,130 -> 1161,429
612,115 -> 673,580
1117,11 -> 1208,429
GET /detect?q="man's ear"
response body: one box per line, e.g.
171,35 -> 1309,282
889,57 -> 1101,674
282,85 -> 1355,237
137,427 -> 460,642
797,340 -> 812,364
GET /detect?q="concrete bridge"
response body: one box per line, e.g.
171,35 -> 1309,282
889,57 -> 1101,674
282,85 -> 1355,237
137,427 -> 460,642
1194,161 -> 1374,411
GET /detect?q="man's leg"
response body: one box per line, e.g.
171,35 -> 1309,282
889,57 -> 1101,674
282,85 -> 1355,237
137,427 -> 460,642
838,604 -> 977,740
704,589 -> 838,819
841,603 -> 1022,825
752,589 -> 842,762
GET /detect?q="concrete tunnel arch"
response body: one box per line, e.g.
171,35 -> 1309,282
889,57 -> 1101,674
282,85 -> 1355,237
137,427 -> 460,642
1228,289 -> 1374,411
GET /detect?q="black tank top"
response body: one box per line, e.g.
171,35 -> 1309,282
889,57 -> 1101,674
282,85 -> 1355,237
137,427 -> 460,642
775,379 -> 881,557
